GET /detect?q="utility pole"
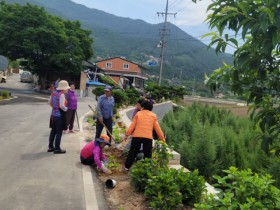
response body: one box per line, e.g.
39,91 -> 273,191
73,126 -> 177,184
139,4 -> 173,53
157,0 -> 176,86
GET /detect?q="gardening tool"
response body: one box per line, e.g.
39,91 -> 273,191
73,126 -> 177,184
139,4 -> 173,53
75,110 -> 80,131
88,104 -> 97,120
88,104 -> 125,148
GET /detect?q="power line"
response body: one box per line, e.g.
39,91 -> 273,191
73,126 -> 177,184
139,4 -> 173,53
157,0 -> 177,86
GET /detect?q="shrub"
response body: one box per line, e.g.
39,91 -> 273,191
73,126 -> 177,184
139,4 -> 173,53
112,89 -> 128,108
0,90 -> 10,99
177,169 -> 206,206
130,141 -> 206,209
194,167 -> 280,209
145,167 -> 183,210
130,158 -> 158,192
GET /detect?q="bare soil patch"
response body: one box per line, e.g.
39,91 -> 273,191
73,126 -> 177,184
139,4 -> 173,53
98,148 -> 150,210
83,118 -> 150,210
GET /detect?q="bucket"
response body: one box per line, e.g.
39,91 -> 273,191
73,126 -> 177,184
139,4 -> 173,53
105,179 -> 116,188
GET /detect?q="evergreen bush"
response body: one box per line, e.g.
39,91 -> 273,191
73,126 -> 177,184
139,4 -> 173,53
161,103 -> 270,183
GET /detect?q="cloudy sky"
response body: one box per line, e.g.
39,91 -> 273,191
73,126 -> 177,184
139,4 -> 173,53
71,0 -> 212,39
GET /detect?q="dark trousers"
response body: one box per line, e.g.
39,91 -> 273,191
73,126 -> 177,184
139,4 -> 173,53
66,109 -> 76,130
95,117 -> 113,143
80,155 -> 94,165
49,116 -> 63,150
125,137 -> 153,169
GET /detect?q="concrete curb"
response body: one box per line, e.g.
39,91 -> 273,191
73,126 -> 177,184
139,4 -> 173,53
0,95 -> 18,101
79,111 -> 100,210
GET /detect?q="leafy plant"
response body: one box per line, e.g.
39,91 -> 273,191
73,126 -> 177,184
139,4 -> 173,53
145,167 -> 183,210
86,116 -> 96,126
106,155 -> 120,170
130,158 -> 158,192
153,141 -> 173,168
194,167 -> 280,209
176,169 -> 206,206
112,89 -> 128,108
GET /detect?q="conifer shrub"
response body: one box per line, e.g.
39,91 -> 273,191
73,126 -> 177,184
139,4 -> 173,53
161,103 -> 268,183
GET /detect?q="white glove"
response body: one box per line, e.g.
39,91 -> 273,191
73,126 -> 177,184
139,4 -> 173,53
101,165 -> 112,174
102,160 -> 109,167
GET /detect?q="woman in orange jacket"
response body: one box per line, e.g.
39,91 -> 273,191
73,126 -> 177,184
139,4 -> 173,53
124,100 -> 165,170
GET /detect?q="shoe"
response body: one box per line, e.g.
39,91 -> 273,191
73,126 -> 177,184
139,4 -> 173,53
47,148 -> 54,152
63,130 -> 69,134
69,130 -> 78,133
124,167 -> 129,171
54,149 -> 66,154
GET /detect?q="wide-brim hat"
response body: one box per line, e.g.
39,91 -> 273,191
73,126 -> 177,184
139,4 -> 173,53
57,80 -> 70,90
96,134 -> 111,145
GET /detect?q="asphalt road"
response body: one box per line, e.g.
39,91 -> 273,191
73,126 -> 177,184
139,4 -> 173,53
0,74 -> 109,210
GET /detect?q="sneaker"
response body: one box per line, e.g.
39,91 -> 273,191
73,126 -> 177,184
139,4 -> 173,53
47,148 -> 54,152
54,149 -> 66,154
63,130 -> 69,134
124,167 -> 129,171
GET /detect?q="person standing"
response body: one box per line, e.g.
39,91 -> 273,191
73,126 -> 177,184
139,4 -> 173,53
80,134 -> 112,174
95,85 -> 114,144
64,82 -> 78,133
48,80 -> 70,154
124,100 -> 165,170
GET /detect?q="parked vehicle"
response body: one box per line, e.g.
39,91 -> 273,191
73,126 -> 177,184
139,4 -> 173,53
20,71 -> 33,83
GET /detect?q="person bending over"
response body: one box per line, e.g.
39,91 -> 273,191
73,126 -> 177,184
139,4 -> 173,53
80,134 -> 112,174
124,100 -> 165,170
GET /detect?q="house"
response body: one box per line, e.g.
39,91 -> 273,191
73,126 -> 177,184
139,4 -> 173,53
94,57 -> 148,90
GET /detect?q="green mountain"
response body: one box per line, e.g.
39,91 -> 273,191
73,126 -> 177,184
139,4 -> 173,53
5,0 -> 233,82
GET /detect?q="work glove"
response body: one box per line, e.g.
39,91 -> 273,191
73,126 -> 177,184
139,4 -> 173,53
102,160 -> 109,167
101,165 -> 112,174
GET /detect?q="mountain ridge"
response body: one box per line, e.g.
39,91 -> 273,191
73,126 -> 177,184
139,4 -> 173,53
5,0 -> 233,82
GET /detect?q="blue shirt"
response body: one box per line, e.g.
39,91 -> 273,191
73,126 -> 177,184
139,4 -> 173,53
96,94 -> 114,119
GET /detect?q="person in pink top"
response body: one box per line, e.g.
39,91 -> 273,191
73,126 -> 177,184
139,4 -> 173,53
80,134 -> 112,174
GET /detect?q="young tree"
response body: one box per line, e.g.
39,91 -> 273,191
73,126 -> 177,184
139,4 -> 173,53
0,2 -> 93,88
201,0 -> 280,153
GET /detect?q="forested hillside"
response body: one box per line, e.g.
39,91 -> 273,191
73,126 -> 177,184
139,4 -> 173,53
5,0 -> 233,82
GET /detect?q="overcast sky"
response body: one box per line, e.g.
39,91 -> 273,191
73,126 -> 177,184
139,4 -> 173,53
70,0 -> 235,53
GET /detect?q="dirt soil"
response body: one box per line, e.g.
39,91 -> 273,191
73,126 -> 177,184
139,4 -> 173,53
98,148 -> 150,210
83,118 -> 150,210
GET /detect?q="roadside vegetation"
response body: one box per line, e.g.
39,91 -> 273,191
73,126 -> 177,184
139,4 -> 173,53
161,103 -> 280,188
0,89 -> 10,100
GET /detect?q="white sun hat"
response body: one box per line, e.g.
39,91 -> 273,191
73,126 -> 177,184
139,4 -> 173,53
57,80 -> 70,90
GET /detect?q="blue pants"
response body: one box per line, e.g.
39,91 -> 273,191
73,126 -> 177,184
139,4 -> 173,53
49,116 -> 63,150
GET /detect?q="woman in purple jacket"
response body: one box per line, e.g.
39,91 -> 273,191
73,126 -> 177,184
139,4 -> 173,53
64,82 -> 78,133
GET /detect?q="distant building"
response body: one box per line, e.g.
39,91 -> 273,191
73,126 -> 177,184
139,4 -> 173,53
95,57 -> 148,90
